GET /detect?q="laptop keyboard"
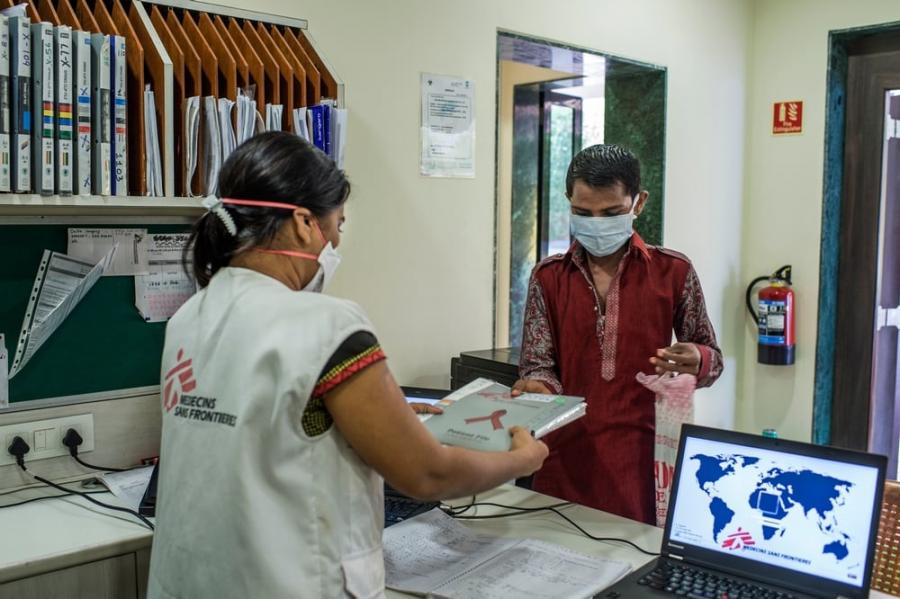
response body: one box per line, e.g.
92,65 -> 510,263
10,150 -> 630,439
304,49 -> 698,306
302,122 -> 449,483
637,562 -> 799,599
383,490 -> 439,528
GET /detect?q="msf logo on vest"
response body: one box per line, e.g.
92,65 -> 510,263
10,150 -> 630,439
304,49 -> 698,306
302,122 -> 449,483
722,528 -> 755,551
164,349 -> 196,412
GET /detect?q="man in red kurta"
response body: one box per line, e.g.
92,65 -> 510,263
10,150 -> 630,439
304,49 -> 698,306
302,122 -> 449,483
514,145 -> 723,525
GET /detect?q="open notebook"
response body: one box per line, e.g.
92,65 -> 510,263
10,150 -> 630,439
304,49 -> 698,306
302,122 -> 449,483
422,379 -> 586,451
383,509 -> 631,599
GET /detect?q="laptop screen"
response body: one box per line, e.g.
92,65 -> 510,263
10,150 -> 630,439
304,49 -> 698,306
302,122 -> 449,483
667,434 -> 882,589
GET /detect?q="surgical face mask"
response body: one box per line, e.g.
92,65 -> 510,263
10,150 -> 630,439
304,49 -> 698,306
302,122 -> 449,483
257,223 -> 342,293
570,196 -> 638,257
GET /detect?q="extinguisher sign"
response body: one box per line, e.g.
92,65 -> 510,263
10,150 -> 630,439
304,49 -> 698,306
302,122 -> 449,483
759,300 -> 787,345
773,100 -> 803,135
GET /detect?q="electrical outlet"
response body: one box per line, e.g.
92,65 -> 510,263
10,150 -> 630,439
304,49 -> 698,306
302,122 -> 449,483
0,414 -> 94,466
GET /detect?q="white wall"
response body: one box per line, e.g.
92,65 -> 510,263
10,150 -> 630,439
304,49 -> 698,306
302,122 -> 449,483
210,0 -> 750,416
740,0 -> 900,441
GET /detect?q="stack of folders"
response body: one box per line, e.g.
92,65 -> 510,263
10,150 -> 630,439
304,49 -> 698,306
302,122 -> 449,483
0,12 -> 127,196
422,378 -> 587,452
293,100 -> 348,169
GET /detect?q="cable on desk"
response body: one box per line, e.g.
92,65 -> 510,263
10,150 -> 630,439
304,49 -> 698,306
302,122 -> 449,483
8,436 -> 154,531
445,501 -> 660,557
0,490 -> 108,509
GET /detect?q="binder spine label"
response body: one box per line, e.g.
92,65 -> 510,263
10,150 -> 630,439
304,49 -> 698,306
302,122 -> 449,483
38,27 -> 54,194
0,17 -> 9,192
112,37 -> 126,196
12,18 -> 29,192
75,33 -> 90,195
56,27 -> 72,194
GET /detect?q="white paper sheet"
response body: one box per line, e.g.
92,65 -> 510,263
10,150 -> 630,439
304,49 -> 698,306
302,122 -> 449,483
99,466 -> 154,512
236,89 -> 257,144
67,228 -> 149,276
202,96 -> 222,195
134,233 -> 195,323
0,334 -> 8,407
265,104 -> 283,132
420,73 -> 475,178
217,97 -> 236,162
383,509 -> 631,599
184,96 -> 200,196
143,85 -> 163,196
333,107 -> 347,169
9,248 -> 111,378
292,107 -> 309,141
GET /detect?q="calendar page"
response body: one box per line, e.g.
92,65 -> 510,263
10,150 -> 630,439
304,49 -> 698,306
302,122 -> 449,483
134,234 -> 196,323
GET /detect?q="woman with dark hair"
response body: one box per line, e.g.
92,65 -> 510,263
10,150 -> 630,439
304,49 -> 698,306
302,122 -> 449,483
147,132 -> 548,599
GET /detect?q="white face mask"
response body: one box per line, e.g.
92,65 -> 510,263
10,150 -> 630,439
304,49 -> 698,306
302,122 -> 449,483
570,196 -> 638,257
301,242 -> 342,293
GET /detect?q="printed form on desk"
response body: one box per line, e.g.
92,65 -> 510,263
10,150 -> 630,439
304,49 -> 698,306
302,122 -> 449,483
383,509 -> 631,599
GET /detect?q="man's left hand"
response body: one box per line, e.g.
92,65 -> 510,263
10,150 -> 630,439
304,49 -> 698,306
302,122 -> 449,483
650,343 -> 701,376
410,402 -> 443,415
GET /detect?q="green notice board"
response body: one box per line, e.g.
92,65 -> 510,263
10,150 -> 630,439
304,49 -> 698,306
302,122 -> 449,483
0,225 -> 190,403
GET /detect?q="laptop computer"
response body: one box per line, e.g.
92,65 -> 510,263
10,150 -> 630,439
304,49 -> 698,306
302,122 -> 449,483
599,424 -> 886,599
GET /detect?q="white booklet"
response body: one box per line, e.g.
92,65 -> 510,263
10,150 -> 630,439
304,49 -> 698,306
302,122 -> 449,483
384,509 -> 631,599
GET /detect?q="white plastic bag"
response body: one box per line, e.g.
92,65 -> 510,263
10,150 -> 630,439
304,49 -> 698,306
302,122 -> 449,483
636,372 -> 696,527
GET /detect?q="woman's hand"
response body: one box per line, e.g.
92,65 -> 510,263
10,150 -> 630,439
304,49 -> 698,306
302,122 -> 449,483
410,402 -> 443,415
508,426 -> 549,475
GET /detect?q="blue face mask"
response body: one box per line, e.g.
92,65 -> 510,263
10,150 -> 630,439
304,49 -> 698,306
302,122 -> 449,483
570,196 -> 638,257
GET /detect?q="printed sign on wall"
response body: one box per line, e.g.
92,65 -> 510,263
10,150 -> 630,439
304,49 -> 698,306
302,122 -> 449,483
773,100 -> 803,135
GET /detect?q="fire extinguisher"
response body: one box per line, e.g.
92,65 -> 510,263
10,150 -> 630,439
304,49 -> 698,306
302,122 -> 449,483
746,265 -> 795,366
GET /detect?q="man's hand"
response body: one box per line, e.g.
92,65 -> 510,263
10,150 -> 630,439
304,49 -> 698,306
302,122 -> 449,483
650,342 -> 701,375
510,379 -> 553,397
410,403 -> 443,415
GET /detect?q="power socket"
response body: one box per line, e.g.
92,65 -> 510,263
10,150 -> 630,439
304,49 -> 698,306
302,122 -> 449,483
0,414 -> 94,466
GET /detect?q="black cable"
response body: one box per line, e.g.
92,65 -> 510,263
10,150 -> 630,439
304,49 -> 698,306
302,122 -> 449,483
443,495 -> 477,517
446,501 -> 660,557
71,454 -> 127,473
9,436 -> 153,531
63,428 -> 127,472
0,490 -> 108,509
0,479 -> 102,498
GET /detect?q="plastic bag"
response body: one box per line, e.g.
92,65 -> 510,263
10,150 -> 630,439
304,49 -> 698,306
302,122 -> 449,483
636,371 -> 696,527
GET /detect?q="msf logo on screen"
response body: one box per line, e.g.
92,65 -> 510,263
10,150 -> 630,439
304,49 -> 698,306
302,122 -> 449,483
722,528 -> 756,551
164,349 -> 197,412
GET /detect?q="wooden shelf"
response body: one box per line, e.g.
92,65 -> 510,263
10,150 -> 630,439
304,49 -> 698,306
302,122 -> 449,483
0,194 -> 203,217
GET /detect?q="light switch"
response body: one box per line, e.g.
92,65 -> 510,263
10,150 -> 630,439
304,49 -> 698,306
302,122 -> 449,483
34,429 -> 47,450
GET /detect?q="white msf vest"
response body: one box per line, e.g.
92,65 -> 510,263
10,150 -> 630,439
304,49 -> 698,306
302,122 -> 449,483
148,267 -> 385,599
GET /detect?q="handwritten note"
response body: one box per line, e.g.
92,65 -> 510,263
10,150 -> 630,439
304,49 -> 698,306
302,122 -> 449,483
134,233 -> 196,323
67,228 -> 149,276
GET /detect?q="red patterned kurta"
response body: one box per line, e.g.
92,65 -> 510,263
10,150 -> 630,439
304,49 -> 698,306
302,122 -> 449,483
520,233 -> 723,524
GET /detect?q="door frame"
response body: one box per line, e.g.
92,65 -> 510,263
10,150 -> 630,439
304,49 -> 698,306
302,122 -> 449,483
814,22 -> 900,446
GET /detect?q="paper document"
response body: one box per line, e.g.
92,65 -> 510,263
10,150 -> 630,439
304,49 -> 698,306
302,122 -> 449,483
184,96 -> 200,196
292,107 -> 309,141
383,509 -> 631,599
143,86 -> 163,196
9,248 -> 111,378
236,89 -> 256,144
217,97 -> 236,162
332,107 -> 347,169
134,233 -> 196,323
67,228 -> 149,277
202,96 -> 221,195
265,103 -> 282,132
422,378 -> 586,451
99,466 -> 153,512
0,334 -> 8,407
420,73 -> 475,178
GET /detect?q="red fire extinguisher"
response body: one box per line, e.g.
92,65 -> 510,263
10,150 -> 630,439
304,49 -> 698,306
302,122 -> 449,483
746,265 -> 795,366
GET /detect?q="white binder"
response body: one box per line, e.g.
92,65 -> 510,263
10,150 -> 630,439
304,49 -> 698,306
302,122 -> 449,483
73,30 -> 91,195
0,16 -> 11,192
9,15 -> 29,193
110,35 -> 126,196
32,21 -> 54,195
54,25 -> 73,195
90,33 -> 111,196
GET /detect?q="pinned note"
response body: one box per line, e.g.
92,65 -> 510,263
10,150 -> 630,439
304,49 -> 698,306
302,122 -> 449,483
134,233 -> 196,323
67,228 -> 149,276
0,334 -> 8,407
